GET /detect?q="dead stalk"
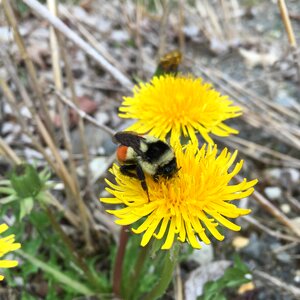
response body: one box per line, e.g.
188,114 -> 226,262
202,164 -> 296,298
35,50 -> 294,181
0,137 -> 22,165
51,88 -> 116,137
2,0 -> 55,141
136,1 -> 144,78
242,215 -> 300,243
23,0 -> 133,90
47,0 -> 92,248
217,135 -> 300,169
0,79 -> 49,167
178,0 -> 185,53
277,0 -> 297,47
277,0 -> 300,81
175,265 -> 183,300
0,51 -> 80,205
253,270 -> 300,298
193,62 -> 300,150
58,34 -> 94,196
59,7 -> 125,73
158,0 -> 170,58
240,176 -> 300,238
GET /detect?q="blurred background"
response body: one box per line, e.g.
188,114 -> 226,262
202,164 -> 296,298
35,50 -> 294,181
0,0 -> 300,299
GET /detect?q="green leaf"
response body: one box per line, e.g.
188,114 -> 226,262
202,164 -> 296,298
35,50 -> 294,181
198,256 -> 251,300
19,197 -> 34,220
0,194 -> 18,204
10,164 -> 42,198
17,250 -> 94,296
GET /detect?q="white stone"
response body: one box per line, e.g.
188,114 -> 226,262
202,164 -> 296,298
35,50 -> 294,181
264,186 -> 282,200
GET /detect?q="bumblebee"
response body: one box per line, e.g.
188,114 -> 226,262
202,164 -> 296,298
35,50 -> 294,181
114,131 -> 179,200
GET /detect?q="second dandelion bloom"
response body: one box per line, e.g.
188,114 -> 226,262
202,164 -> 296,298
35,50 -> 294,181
101,142 -> 258,249
119,74 -> 242,145
0,224 -> 21,281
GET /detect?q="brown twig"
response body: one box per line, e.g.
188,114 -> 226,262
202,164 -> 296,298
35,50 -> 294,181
2,0 -> 55,141
193,60 -> 300,121
277,0 -> 300,81
51,87 -> 116,137
237,175 -> 300,238
253,270 -> 300,298
277,0 -> 297,47
0,50 -> 89,228
285,192 -> 300,212
193,61 -> 300,151
47,0 -> 92,249
178,0 -> 185,54
0,138 -> 22,165
136,1 -> 144,79
57,29 -> 94,200
0,77 -> 55,173
175,265 -> 183,300
59,7 -> 126,74
242,215 -> 300,243
216,135 -> 300,169
23,0 -> 133,90
158,0 -> 170,58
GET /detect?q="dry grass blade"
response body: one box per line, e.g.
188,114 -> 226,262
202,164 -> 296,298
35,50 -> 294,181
242,215 -> 300,243
2,0 -> 55,141
238,175 -> 300,238
0,137 -> 22,165
192,61 -> 300,151
217,135 -> 300,168
253,270 -> 300,298
23,0 -> 133,90
277,0 -> 297,47
158,0 -> 170,58
59,7 -> 126,74
47,0 -> 92,249
51,87 -> 116,137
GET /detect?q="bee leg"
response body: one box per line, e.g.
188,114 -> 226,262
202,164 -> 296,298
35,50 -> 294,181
153,174 -> 159,182
136,165 -> 150,202
120,164 -> 138,178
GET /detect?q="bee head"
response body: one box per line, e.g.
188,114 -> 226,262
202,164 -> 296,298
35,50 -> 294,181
157,157 -> 178,178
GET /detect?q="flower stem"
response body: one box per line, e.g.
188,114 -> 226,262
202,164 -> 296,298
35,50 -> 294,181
113,226 -> 129,297
144,244 -> 180,300
125,244 -> 150,300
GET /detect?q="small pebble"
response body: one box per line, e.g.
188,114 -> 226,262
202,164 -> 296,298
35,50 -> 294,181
280,204 -> 291,214
294,270 -> 300,283
238,282 -> 255,295
276,252 -> 291,263
264,186 -> 282,200
232,236 -> 250,250
285,168 -> 300,183
264,168 -> 281,180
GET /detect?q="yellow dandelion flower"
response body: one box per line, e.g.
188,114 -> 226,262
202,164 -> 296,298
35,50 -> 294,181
0,224 -> 21,281
119,75 -> 242,145
101,142 -> 257,250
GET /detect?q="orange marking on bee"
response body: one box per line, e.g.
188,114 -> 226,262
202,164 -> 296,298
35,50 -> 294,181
117,145 -> 128,162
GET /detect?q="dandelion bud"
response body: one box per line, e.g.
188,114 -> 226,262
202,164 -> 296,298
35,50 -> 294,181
10,164 -> 42,198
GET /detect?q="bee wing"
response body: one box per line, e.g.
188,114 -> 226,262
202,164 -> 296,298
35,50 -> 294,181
114,131 -> 145,156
